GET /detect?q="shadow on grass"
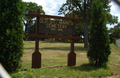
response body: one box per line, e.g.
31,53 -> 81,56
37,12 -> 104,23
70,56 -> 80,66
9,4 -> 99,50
40,63 -> 108,72
24,46 -> 88,52
41,46 -> 88,52
69,63 -> 108,71
43,65 -> 65,69
24,47 -> 35,50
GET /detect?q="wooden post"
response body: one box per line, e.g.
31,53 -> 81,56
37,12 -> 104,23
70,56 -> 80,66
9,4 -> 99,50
32,9 -> 41,68
67,12 -> 76,66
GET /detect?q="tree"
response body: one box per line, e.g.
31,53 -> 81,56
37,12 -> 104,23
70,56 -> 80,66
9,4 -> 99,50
58,0 -> 118,48
0,0 -> 25,72
22,2 -> 45,36
107,12 -> 118,25
87,0 -> 111,66
109,23 -> 120,39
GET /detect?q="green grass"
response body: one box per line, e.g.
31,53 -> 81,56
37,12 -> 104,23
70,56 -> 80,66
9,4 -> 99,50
10,41 -> 120,78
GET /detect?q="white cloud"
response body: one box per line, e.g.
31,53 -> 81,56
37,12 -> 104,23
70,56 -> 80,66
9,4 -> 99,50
23,0 -> 120,29
110,2 -> 118,13
22,0 -> 66,16
110,1 -> 120,20
107,1 -> 120,29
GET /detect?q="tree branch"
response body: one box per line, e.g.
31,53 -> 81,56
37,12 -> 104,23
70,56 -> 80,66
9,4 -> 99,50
74,0 -> 84,15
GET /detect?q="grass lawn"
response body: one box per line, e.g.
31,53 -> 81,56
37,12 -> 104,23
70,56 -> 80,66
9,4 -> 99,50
11,41 -> 120,78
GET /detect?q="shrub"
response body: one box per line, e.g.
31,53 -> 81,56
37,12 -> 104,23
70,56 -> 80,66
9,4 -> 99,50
87,0 -> 111,66
0,0 -> 25,72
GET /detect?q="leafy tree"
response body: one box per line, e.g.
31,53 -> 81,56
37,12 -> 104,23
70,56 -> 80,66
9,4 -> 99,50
109,23 -> 120,39
107,13 -> 118,25
22,2 -> 45,35
58,0 -> 118,48
0,0 -> 25,72
87,0 -> 111,66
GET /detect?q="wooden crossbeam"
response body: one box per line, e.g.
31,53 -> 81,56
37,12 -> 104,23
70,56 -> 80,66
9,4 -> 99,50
26,34 -> 83,40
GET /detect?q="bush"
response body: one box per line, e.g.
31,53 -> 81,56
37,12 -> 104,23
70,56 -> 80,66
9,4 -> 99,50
0,0 -> 25,72
87,0 -> 111,66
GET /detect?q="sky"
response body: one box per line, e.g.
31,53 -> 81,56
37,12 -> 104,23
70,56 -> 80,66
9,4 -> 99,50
23,0 -> 120,29
109,1 -> 120,28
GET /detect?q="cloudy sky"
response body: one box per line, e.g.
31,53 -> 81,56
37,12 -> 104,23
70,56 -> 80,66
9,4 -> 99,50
23,0 -> 120,29
109,1 -> 120,28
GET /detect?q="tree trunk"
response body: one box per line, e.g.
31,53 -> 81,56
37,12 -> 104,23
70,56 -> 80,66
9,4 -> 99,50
84,20 -> 88,48
84,0 -> 88,48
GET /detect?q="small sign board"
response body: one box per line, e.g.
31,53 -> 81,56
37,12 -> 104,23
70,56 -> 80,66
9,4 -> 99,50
38,19 -> 74,35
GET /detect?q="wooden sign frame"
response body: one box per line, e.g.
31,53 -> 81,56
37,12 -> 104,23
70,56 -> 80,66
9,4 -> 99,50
25,9 -> 84,68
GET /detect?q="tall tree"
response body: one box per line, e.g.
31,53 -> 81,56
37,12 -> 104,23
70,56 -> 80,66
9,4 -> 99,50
58,0 -> 118,48
22,2 -> 45,35
87,0 -> 111,66
0,0 -> 25,72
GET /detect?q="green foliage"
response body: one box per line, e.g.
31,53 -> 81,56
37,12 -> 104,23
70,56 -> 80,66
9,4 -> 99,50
58,0 -> 116,48
23,2 -> 45,35
23,2 -> 45,23
0,0 -> 25,72
11,66 -> 113,78
107,13 -> 118,25
109,23 -> 120,39
87,0 -> 111,66
58,0 -> 116,25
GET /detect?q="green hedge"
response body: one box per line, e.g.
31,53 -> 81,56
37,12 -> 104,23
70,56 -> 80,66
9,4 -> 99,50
0,0 -> 25,73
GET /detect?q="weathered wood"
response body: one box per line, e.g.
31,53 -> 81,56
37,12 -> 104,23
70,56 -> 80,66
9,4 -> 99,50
67,12 -> 76,66
32,9 -> 41,68
26,34 -> 83,40
32,51 -> 41,68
